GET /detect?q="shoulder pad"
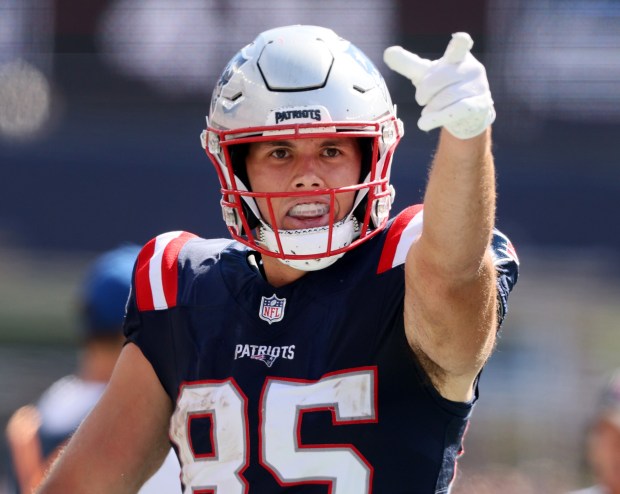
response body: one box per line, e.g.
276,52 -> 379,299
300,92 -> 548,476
377,205 -> 424,274
134,231 -> 198,311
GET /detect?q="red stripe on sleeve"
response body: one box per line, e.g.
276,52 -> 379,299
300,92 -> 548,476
377,204 -> 423,274
161,232 -> 197,308
135,238 -> 157,312
507,241 -> 519,265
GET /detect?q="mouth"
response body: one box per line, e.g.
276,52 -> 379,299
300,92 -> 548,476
284,202 -> 331,229
287,202 -> 329,218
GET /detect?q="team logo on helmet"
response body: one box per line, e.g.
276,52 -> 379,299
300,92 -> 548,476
275,108 -> 321,124
259,294 -> 286,324
266,105 -> 331,126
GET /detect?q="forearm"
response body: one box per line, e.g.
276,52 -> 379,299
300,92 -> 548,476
418,127 -> 495,277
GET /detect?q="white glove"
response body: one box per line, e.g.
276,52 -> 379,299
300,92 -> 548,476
383,32 -> 495,140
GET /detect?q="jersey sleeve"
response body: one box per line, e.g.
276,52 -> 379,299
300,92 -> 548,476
490,229 -> 520,328
123,231 -> 198,398
376,205 -> 424,274
132,231 -> 198,311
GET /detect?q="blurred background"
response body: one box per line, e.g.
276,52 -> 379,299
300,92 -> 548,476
0,0 -> 619,491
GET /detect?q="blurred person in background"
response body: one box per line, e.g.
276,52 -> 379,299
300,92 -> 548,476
4,245 -> 181,494
570,369 -> 620,494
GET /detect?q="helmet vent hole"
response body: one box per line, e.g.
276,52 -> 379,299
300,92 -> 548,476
353,85 -> 367,94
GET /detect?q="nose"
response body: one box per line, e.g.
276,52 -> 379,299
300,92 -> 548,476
293,155 -> 324,189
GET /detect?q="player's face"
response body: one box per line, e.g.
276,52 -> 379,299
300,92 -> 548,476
246,137 -> 362,231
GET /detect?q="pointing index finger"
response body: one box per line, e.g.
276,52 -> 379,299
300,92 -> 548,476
383,46 -> 432,87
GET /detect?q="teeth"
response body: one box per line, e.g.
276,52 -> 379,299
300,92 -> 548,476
288,203 -> 329,217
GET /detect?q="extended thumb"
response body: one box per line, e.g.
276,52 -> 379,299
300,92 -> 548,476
443,32 -> 474,64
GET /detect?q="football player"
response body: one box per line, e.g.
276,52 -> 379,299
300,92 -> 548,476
38,25 -> 519,493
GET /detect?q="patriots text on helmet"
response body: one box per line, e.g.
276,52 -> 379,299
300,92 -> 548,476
275,109 -> 321,124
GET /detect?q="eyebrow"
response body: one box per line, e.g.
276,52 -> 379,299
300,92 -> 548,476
260,139 -> 349,148
262,140 -> 292,147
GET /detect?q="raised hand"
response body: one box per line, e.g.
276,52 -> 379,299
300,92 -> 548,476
384,33 -> 495,140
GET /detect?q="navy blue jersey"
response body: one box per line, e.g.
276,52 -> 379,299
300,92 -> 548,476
124,205 -> 519,494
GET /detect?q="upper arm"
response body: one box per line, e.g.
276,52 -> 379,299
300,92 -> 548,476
403,230 -> 519,402
404,247 -> 497,399
38,343 -> 173,494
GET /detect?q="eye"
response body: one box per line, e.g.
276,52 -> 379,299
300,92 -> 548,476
322,147 -> 341,158
269,148 -> 290,159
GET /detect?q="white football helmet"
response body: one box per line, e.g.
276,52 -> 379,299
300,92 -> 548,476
202,25 -> 403,271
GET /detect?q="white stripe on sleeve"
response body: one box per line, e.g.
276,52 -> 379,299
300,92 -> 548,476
149,231 -> 183,310
392,211 -> 424,268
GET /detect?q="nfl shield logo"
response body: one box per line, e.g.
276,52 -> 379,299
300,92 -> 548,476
259,294 -> 286,324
